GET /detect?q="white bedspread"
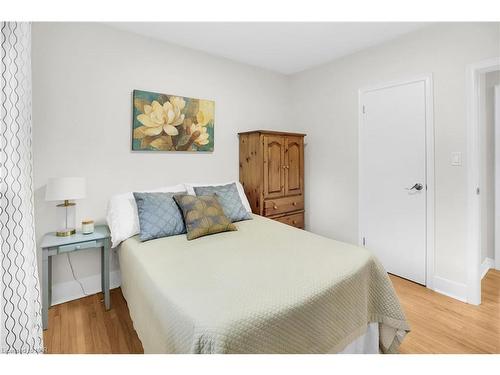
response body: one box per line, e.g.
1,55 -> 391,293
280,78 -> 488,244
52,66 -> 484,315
119,215 -> 409,353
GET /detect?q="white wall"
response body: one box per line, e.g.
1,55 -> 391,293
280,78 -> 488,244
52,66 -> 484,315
32,23 -> 291,302
480,70 -> 500,265
33,22 -> 500,304
289,23 -> 500,291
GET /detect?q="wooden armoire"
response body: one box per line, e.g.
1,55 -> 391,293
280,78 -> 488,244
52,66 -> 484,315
238,130 -> 306,229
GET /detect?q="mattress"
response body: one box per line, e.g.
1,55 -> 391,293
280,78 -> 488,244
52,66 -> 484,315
337,323 -> 379,354
119,214 -> 409,353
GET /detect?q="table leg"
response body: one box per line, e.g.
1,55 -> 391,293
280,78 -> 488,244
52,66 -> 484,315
100,245 -> 104,292
102,240 -> 110,310
48,256 -> 52,308
42,254 -> 51,330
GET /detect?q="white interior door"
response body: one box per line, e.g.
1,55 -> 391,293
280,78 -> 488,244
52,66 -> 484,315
360,80 -> 428,285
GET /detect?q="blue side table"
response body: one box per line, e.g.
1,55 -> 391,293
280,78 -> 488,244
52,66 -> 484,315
40,225 -> 111,330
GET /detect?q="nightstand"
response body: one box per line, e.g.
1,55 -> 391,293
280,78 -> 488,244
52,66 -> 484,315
40,225 -> 111,330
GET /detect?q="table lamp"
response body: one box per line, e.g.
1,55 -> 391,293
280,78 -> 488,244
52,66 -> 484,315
45,177 -> 86,237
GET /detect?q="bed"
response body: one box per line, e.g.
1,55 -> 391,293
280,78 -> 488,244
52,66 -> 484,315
118,214 -> 409,354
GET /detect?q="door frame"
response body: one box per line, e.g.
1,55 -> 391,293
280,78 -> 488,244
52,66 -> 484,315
496,85 -> 500,271
358,74 -> 435,288
466,57 -> 500,305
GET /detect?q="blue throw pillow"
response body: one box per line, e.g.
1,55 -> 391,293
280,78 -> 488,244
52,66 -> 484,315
193,183 -> 252,222
133,192 -> 186,241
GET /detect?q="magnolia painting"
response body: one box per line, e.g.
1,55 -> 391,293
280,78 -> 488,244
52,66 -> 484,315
132,90 -> 214,151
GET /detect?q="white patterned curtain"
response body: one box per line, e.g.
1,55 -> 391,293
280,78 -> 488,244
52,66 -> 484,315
0,22 -> 43,354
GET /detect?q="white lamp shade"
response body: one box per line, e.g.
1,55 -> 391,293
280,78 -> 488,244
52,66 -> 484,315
45,177 -> 86,201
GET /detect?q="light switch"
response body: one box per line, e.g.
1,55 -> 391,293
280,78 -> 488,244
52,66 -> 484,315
451,152 -> 462,166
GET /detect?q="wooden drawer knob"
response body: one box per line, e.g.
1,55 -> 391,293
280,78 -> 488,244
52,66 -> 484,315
292,202 -> 297,206
273,205 -> 278,210
292,220 -> 297,224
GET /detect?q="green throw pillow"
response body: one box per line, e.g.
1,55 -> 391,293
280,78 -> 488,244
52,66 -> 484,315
173,194 -> 237,240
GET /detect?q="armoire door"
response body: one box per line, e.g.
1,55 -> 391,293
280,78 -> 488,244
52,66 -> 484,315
263,135 -> 285,198
284,136 -> 303,196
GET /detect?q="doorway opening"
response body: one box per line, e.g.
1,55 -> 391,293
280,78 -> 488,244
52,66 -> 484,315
466,57 -> 500,305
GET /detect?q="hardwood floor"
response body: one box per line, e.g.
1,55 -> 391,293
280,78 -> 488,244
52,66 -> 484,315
394,269 -> 500,354
43,270 -> 500,354
43,288 -> 143,353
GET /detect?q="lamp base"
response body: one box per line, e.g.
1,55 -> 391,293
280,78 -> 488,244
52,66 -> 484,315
56,228 -> 76,237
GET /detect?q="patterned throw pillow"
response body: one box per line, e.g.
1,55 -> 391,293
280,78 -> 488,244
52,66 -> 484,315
173,194 -> 237,240
133,192 -> 186,242
193,183 -> 252,222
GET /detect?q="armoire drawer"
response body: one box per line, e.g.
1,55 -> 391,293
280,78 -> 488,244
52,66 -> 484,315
264,195 -> 304,216
272,212 -> 304,229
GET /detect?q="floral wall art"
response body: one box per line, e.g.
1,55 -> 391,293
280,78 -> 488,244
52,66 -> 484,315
132,90 -> 214,151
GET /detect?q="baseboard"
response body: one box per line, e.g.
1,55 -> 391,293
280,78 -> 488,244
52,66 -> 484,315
480,257 -> 495,279
51,270 -> 121,306
432,276 -> 467,302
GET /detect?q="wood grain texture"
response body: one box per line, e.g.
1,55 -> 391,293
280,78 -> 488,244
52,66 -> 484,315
238,132 -> 263,214
264,195 -> 304,217
393,269 -> 500,354
43,288 -> 143,354
43,271 -> 500,354
271,211 -> 305,229
239,130 -> 306,229
284,136 -> 304,196
263,135 -> 286,199
238,129 -> 306,137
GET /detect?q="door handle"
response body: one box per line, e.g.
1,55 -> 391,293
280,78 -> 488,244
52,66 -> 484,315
406,183 -> 424,191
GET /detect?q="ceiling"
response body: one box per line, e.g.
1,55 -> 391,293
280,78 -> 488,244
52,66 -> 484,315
107,22 -> 431,74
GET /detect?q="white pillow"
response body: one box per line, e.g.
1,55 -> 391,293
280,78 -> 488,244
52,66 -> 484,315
184,181 -> 252,213
106,184 -> 185,248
